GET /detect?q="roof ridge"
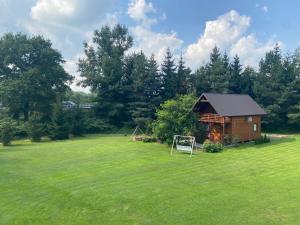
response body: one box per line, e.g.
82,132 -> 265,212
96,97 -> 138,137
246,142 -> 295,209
203,92 -> 250,96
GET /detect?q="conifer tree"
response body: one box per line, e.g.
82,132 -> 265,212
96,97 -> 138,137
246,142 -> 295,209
229,55 -> 243,93
194,46 -> 230,94
177,54 -> 192,95
48,104 -> 70,140
161,48 -> 177,100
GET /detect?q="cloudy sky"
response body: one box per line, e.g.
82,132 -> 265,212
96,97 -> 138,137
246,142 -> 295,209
1,0 -> 299,91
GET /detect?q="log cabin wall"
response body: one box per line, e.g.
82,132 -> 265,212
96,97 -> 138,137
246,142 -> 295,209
230,116 -> 261,142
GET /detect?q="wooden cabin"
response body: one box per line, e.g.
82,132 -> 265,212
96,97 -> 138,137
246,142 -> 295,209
192,93 -> 266,144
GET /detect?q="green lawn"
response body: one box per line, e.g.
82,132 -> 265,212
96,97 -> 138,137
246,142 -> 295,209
1,134 -> 300,225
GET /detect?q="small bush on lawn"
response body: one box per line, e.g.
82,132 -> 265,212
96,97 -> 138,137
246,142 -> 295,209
48,104 -> 70,140
255,134 -> 270,145
203,140 -> 223,153
0,118 -> 16,146
27,113 -> 45,142
143,136 -> 157,143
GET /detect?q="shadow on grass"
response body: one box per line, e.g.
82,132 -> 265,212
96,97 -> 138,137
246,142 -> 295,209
0,142 -> 37,152
232,136 -> 297,150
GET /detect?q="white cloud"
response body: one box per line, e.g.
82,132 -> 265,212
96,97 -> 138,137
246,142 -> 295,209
130,26 -> 183,64
24,0 -> 118,92
127,0 -> 183,64
230,35 -> 281,67
261,6 -> 268,13
30,0 -> 117,26
31,0 -> 76,23
128,0 -> 156,26
184,10 -> 278,70
184,10 -> 250,69
256,4 -> 268,13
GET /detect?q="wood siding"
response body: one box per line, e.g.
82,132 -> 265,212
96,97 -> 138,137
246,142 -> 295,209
199,114 -> 262,143
230,116 -> 261,142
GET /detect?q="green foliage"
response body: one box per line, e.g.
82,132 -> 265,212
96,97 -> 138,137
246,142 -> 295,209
84,118 -> 113,133
125,52 -> 160,128
177,54 -> 192,95
0,118 -> 16,146
203,140 -> 223,153
27,113 -> 44,142
48,104 -> 70,140
194,46 -> 230,95
78,24 -> 133,126
288,104 -> 300,127
1,27 -> 300,135
64,90 -> 96,104
254,134 -> 271,145
14,121 -> 28,139
142,136 -> 157,143
69,108 -> 85,136
152,94 -> 199,144
161,48 -> 178,100
0,33 -> 72,121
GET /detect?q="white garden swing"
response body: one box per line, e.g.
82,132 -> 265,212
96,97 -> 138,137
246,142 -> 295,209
171,135 -> 196,157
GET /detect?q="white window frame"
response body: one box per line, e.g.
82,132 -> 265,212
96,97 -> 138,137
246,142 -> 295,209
253,123 -> 257,132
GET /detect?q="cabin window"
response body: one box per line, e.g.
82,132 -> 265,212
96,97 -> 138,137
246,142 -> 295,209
247,116 -> 253,122
253,124 -> 257,132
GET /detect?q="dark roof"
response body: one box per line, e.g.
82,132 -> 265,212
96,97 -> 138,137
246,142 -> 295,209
193,93 -> 266,116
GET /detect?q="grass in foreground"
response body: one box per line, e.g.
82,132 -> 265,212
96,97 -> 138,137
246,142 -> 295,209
1,134 -> 300,225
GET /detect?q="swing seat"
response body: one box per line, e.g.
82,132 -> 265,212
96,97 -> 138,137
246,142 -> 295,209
176,145 -> 192,152
171,135 -> 195,157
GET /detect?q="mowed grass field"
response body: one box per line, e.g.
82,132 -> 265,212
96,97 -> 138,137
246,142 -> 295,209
1,134 -> 300,225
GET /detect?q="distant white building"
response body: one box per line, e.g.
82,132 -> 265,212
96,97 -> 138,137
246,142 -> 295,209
79,103 -> 96,109
62,101 -> 77,110
62,101 -> 95,110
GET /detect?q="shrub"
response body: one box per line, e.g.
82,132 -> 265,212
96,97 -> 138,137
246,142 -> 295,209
48,104 -> 70,140
203,140 -> 223,153
70,108 -> 85,136
0,118 -> 16,146
142,136 -> 157,143
255,134 -> 270,145
84,118 -> 114,133
27,113 -> 44,142
15,122 -> 28,139
152,94 -> 200,145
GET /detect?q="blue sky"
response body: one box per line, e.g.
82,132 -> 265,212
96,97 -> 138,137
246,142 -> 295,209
0,0 -> 299,91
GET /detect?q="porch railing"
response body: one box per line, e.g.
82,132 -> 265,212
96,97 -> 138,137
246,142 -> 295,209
199,113 -> 231,123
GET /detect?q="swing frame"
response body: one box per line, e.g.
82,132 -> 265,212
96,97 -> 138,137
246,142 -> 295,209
131,126 -> 145,141
171,135 -> 196,157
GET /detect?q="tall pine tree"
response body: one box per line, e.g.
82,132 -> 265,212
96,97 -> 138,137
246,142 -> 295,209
229,55 -> 243,93
161,48 -> 177,100
177,54 -> 192,95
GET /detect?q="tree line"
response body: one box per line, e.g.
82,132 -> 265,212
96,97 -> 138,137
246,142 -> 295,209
0,23 -> 300,144
78,24 -> 300,131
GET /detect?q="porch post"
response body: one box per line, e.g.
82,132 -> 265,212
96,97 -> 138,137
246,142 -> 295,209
222,122 -> 225,144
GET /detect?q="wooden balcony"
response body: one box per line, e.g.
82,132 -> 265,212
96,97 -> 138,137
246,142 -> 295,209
199,113 -> 231,124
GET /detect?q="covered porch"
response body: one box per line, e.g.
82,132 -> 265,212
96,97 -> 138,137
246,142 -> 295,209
199,113 -> 231,143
